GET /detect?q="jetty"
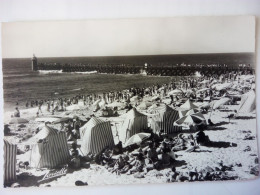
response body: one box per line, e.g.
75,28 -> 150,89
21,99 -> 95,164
31,55 -> 253,76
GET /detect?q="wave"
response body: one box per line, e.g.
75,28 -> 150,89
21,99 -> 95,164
69,88 -> 84,91
71,71 -> 97,74
38,70 -> 63,74
38,70 -> 98,74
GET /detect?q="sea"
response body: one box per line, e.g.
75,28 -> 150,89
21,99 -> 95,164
2,53 -> 254,112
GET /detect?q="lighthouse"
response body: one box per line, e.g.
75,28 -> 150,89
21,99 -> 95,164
32,54 -> 38,71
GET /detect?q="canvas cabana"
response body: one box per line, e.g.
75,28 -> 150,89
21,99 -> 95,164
150,104 -> 182,134
120,108 -> 148,143
80,117 -> 115,155
4,138 -> 17,184
30,125 -> 70,168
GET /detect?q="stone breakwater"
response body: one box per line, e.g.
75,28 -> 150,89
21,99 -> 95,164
34,63 -> 253,77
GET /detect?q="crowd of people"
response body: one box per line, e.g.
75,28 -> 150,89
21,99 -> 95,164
9,68 -> 255,184
13,69 -> 253,118
65,126 -> 235,182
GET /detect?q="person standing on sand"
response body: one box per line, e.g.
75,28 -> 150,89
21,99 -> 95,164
14,107 -> 20,117
38,101 -> 43,116
46,100 -> 50,112
73,118 -> 81,138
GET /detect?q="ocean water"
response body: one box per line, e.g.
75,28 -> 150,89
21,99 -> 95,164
2,58 -> 172,112
2,53 -> 254,111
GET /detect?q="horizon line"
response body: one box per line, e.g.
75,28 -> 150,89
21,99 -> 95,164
1,52 -> 255,59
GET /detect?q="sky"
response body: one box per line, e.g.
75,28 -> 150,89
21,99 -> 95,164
1,16 -> 255,58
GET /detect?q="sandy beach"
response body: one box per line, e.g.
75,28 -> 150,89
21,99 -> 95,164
3,79 -> 259,187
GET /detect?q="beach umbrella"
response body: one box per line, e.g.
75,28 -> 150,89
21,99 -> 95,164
36,123 -> 46,130
213,83 -> 232,91
230,83 -> 239,90
151,95 -> 161,101
35,117 -> 60,123
142,95 -> 152,102
147,104 -> 159,113
98,100 -> 106,109
203,96 -> 211,101
124,133 -> 151,147
174,113 -> 206,126
178,108 -> 199,118
200,102 -> 211,109
184,88 -> 195,94
158,87 -> 165,91
196,88 -> 210,94
77,100 -> 85,106
130,96 -> 139,102
66,104 -> 85,111
52,117 -> 71,124
168,89 -> 183,96
210,79 -> 218,85
180,99 -> 198,110
67,114 -> 87,122
9,117 -> 29,124
107,101 -> 125,108
93,99 -> 101,106
212,97 -> 231,109
199,80 -> 210,84
185,109 -> 198,116
240,75 -> 255,81
137,101 -> 152,110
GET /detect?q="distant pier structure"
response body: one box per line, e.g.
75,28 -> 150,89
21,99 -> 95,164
32,54 -> 254,76
32,54 -> 38,71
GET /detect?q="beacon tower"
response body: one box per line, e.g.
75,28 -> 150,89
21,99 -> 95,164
32,54 -> 38,71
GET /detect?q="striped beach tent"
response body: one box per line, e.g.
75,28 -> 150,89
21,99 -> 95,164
4,138 -> 17,184
120,108 -> 148,143
30,125 -> 70,168
150,104 -> 182,134
80,117 -> 115,155
174,113 -> 206,126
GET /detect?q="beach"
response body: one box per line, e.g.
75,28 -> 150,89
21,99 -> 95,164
3,71 -> 259,187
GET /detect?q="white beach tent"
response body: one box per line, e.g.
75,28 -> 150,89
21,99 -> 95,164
4,138 -> 17,184
120,108 -> 148,143
238,90 -> 256,113
80,117 -> 115,155
150,104 -> 182,134
30,125 -> 70,168
213,97 -> 231,110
